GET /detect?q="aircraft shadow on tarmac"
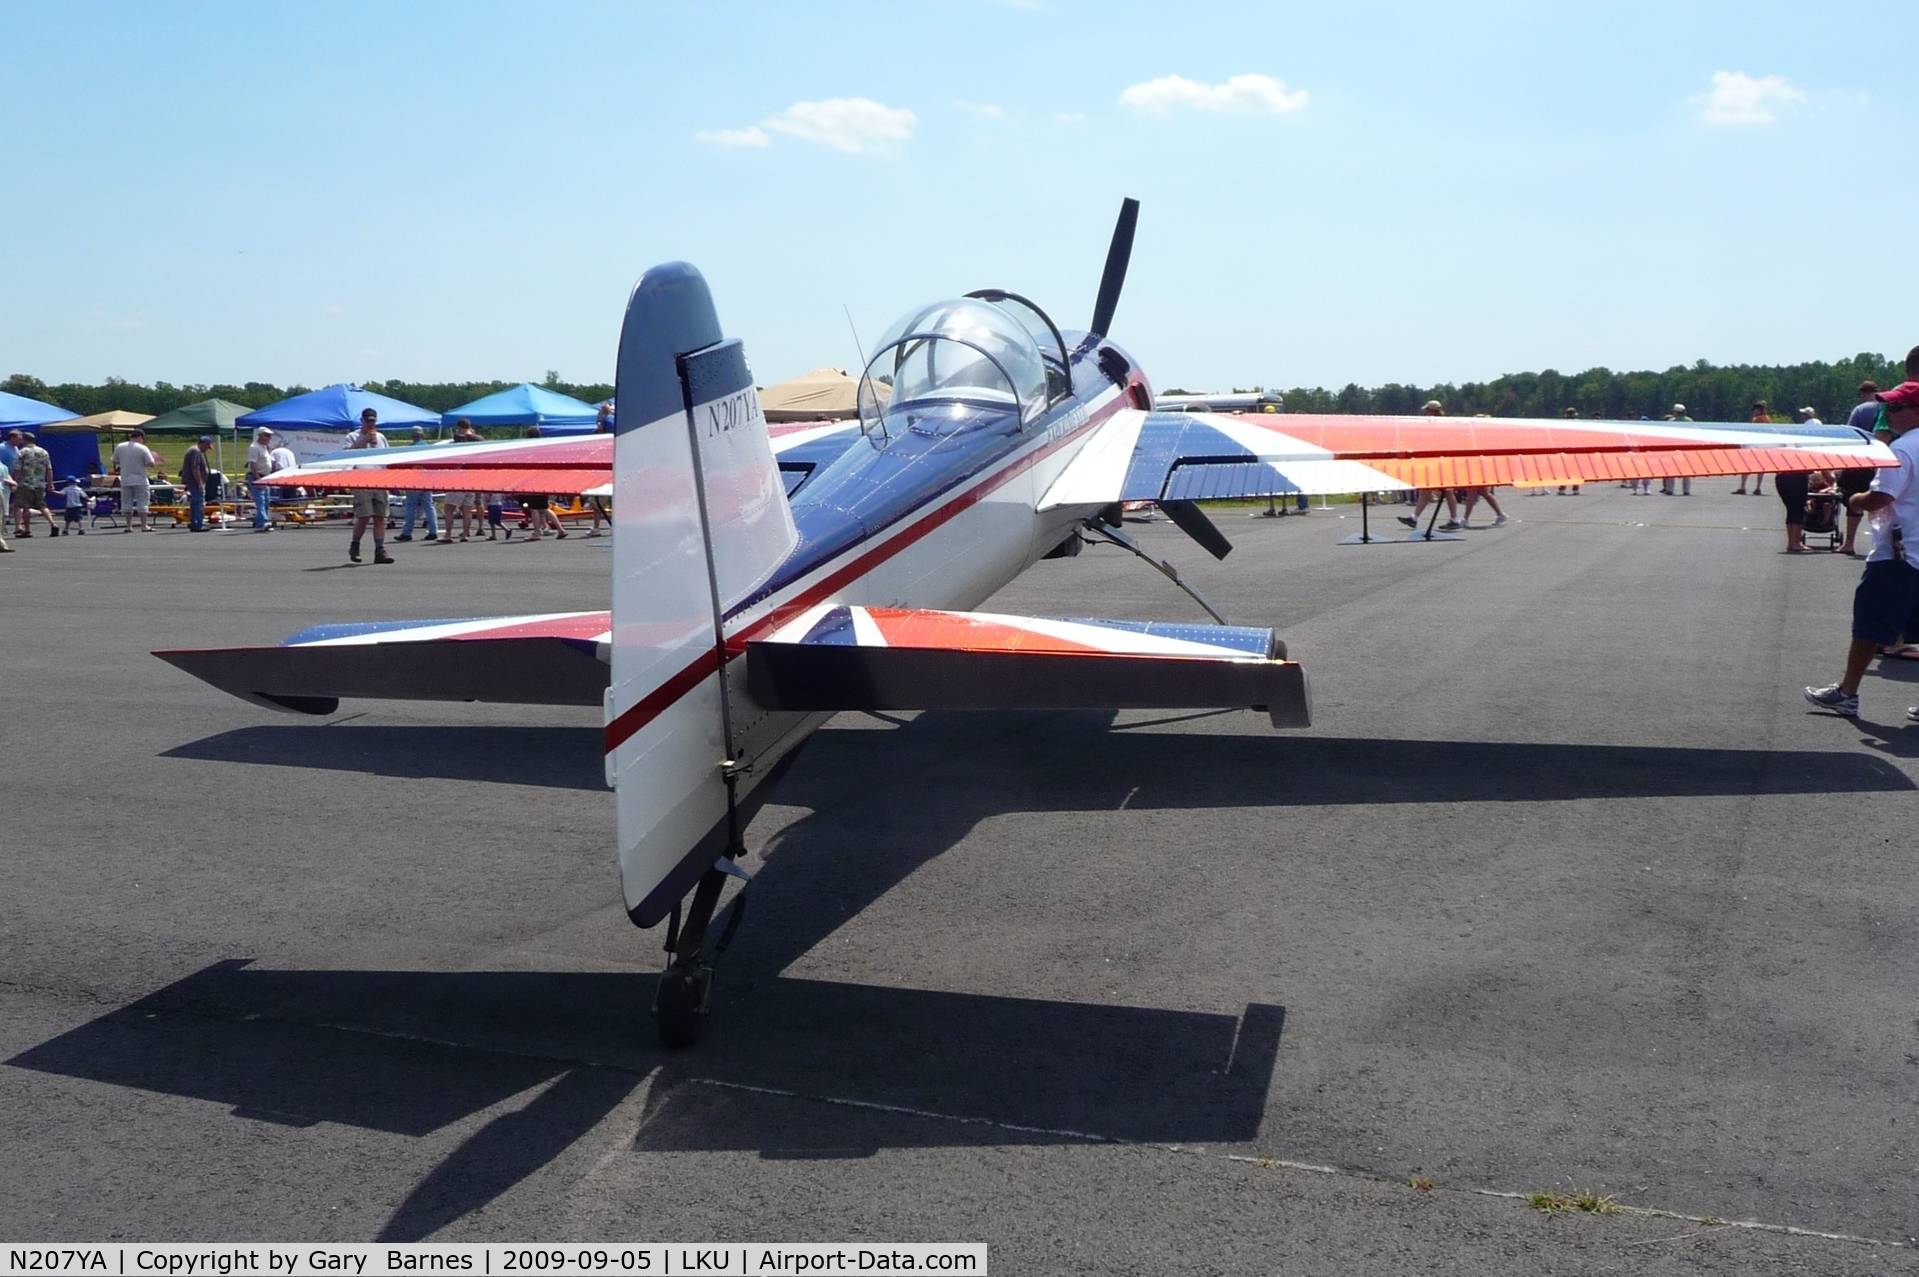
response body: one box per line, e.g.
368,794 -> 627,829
159,709 -> 1915,799
5,961 -> 1284,1240
17,710 -> 1909,1238
162,725 -> 609,791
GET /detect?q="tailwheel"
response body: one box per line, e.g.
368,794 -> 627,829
648,860 -> 749,1049
652,962 -> 714,1049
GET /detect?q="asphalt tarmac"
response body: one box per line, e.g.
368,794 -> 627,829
3,486 -> 1917,1273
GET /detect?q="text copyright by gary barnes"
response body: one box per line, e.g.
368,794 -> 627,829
2,1248 -> 985,1277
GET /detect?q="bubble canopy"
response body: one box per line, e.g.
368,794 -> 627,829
858,298 -> 1049,437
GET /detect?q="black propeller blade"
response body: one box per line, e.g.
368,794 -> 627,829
1089,197 -> 1139,339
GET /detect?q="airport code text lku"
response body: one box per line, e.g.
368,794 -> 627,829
2,1247 -> 986,1276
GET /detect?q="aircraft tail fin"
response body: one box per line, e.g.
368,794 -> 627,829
605,261 -> 798,927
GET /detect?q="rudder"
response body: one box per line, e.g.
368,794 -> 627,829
603,262 -> 797,927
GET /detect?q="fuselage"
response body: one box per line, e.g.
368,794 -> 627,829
606,274 -> 1156,925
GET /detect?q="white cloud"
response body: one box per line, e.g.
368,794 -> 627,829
1119,73 -> 1308,115
696,125 -> 770,148
1694,71 -> 1806,125
952,99 -> 1004,119
764,98 -> 916,153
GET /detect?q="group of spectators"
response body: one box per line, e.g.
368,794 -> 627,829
333,407 -> 599,565
2,402 -> 612,557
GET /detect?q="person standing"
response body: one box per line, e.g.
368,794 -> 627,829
1557,407 -> 1582,495
267,432 -> 298,479
1734,403 -> 1770,494
438,419 -> 482,542
58,475 -> 89,535
397,424 -> 440,542
1838,382 -> 1883,555
1399,399 -> 1462,529
246,427 -> 276,531
1771,408 -> 1826,552
522,492 -> 566,540
1660,404 -> 1693,495
0,429 -> 20,535
1805,380 -> 1919,717
0,464 -> 14,552
346,408 -> 393,564
179,435 -> 214,532
111,428 -> 163,532
12,432 -> 57,537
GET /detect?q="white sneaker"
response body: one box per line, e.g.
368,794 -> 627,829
1804,684 -> 1859,716
1492,514 -> 1509,526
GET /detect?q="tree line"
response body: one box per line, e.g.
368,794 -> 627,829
7,351 -> 1908,425
1193,351 -> 1906,422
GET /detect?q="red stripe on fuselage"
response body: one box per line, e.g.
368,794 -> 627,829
602,395 -> 1120,754
600,645 -> 724,754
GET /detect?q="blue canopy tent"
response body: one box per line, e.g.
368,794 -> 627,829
442,384 -> 601,435
235,384 -> 441,438
1,389 -> 99,481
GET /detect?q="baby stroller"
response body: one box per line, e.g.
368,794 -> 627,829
1802,487 -> 1843,551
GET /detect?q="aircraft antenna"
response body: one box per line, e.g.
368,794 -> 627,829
842,304 -> 867,370
1089,197 -> 1140,339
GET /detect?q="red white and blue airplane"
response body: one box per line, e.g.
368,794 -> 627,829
157,201 -> 1894,1046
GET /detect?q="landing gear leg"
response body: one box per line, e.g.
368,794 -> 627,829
652,862 -> 749,1049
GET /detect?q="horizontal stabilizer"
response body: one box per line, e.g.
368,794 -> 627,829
154,612 -> 612,714
747,606 -> 1309,727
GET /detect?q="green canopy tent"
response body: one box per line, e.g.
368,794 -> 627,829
142,399 -> 258,477
143,399 -> 256,434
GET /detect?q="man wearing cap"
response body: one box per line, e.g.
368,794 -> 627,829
1658,404 -> 1692,495
396,424 -> 439,543
1805,379 -> 1919,720
245,426 -> 276,531
179,435 -> 214,532
346,408 -> 393,564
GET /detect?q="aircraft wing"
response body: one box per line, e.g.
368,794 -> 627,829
1039,410 -> 1898,507
746,604 -> 1310,727
259,421 -> 862,500
153,611 -> 612,715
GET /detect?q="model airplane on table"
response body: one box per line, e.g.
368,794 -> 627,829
157,201 -> 1895,1047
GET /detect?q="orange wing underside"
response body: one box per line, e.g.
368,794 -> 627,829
1363,447 -> 1877,489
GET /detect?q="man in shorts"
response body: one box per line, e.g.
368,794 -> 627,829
12,431 -> 56,537
346,408 -> 393,564
437,418 -> 481,541
1805,379 -> 1919,720
111,429 -> 163,532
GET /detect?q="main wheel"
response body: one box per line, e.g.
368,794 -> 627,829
653,966 -> 709,1049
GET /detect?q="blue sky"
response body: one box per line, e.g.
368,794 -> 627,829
3,1 -> 1913,394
